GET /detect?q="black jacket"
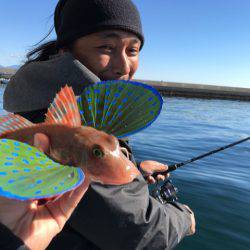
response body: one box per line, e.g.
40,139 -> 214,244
1,54 -> 192,250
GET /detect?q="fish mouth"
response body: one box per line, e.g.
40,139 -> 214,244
120,147 -> 129,158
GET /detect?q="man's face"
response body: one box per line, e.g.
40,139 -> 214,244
71,30 -> 141,80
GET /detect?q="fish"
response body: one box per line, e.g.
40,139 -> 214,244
0,85 -> 141,200
0,123 -> 140,185
0,80 -> 163,200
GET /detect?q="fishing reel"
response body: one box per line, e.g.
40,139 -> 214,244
151,179 -> 178,204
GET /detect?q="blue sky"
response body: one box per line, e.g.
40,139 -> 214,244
1,0 -> 250,88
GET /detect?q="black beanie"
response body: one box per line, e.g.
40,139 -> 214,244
54,0 -> 144,48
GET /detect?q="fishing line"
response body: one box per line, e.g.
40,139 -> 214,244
151,136 -> 250,178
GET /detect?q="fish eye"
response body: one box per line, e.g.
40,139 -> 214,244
92,147 -> 104,159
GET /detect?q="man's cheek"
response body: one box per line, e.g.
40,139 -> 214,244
98,55 -> 111,68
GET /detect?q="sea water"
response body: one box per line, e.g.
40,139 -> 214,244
1,86 -> 249,250
130,96 -> 250,250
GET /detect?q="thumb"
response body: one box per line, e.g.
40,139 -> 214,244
34,133 -> 50,153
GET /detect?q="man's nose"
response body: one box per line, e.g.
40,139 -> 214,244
113,51 -> 130,77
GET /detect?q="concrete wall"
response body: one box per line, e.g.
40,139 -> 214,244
140,80 -> 250,101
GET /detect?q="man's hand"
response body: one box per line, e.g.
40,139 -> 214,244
140,160 -> 170,184
0,133 -> 90,250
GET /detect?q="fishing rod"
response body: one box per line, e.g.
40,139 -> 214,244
149,136 -> 250,204
151,136 -> 250,179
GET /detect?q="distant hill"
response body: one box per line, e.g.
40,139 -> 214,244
0,64 -> 20,72
7,65 -> 20,70
0,66 -> 17,77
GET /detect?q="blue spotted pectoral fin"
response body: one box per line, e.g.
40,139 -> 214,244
77,80 -> 163,138
0,139 -> 85,201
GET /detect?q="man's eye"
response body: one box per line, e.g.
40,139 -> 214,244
128,48 -> 139,56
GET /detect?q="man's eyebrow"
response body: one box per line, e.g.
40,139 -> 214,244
98,32 -> 140,44
130,38 -> 140,45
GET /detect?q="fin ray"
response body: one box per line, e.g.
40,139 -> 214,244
0,114 -> 34,136
45,85 -> 81,127
77,80 -> 163,138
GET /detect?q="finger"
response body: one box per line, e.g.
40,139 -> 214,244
160,173 -> 170,178
156,174 -> 166,181
62,179 -> 90,215
0,196 -> 32,229
153,163 -> 168,172
46,177 -> 90,229
147,176 -> 156,184
33,133 -> 50,153
140,161 -> 168,173
0,196 -> 31,210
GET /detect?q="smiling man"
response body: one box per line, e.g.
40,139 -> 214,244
71,30 -> 141,81
2,0 -> 195,249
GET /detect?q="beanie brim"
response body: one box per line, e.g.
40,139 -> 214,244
55,0 -> 144,50
56,24 -> 144,50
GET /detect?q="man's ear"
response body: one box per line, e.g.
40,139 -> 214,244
33,133 -> 50,153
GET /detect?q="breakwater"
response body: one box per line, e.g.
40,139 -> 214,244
141,80 -> 250,101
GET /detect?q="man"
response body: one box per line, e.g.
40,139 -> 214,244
1,0 -> 195,249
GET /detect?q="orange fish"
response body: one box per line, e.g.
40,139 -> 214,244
0,86 -> 140,185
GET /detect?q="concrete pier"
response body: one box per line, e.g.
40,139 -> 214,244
140,80 -> 250,101
1,64 -> 250,101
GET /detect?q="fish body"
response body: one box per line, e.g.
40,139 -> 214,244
0,123 -> 140,185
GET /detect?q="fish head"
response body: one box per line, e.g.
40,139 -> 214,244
73,126 -> 140,185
